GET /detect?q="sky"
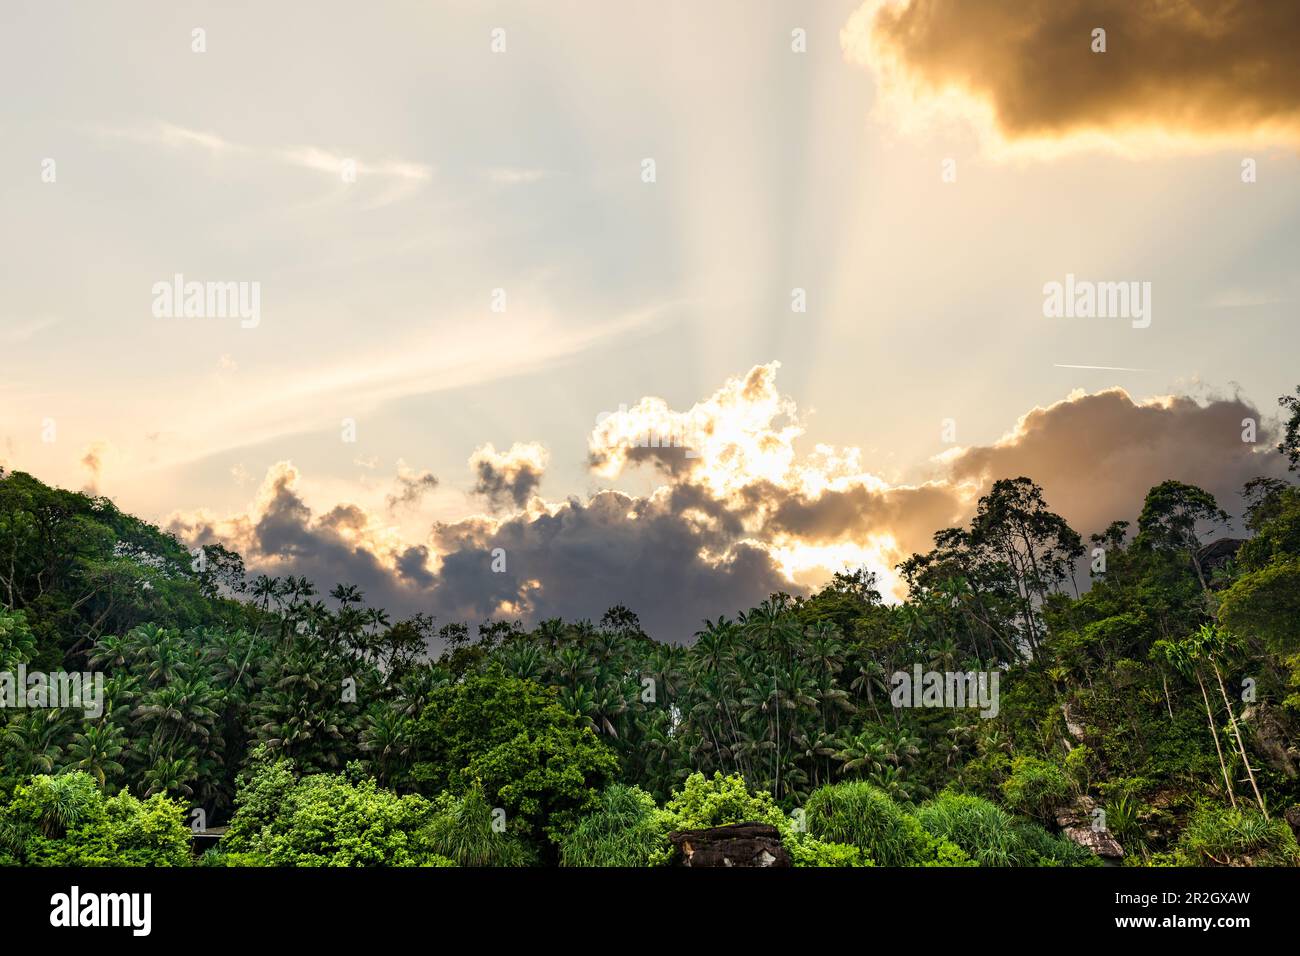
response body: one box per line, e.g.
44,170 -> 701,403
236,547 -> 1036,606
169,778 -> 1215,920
2,0 -> 1298,640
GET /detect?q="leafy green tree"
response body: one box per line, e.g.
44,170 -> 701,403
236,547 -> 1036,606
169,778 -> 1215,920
410,669 -> 618,847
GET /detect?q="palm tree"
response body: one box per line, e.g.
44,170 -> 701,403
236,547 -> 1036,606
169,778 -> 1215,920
67,722 -> 126,787
360,703 -> 412,787
2,709 -> 69,776
141,755 -> 197,798
741,599 -> 801,798
834,728 -> 889,777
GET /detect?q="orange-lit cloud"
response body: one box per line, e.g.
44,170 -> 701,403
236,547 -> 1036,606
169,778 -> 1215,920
841,0 -> 1300,156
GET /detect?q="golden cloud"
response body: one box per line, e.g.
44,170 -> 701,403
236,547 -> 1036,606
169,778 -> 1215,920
842,0 -> 1300,156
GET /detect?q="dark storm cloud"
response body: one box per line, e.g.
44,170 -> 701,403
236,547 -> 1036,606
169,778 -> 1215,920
768,483 -> 968,559
429,490 -> 792,642
166,383 -> 1291,642
469,443 -> 546,511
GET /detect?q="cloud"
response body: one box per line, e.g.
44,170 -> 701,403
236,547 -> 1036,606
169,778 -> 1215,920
386,461 -> 439,511
104,122 -> 433,204
589,363 -> 804,494
428,491 -> 792,639
80,441 -> 113,494
469,442 -> 548,510
165,367 -> 1289,642
841,0 -> 1300,156
944,387 -> 1284,538
483,167 -> 548,185
168,462 -> 435,616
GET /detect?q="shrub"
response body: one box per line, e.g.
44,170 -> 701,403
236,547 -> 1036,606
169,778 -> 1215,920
654,772 -> 866,867
221,748 -> 297,853
1001,756 -> 1070,822
417,782 -> 534,867
1176,805 -> 1300,866
805,781 -> 967,866
0,772 -> 190,866
560,785 -> 666,867
224,760 -> 445,866
915,791 -> 1028,866
1011,820 -> 1101,867
917,790 -> 1096,867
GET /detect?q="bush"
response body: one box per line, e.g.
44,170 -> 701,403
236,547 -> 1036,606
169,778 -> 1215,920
787,838 -> 871,867
0,772 -> 190,866
1011,820 -> 1101,867
224,761 -> 441,866
221,748 -> 297,853
916,791 -> 1095,867
654,772 -> 866,867
1176,805 -> 1300,866
560,785 -> 666,867
805,781 -> 968,866
417,783 -> 534,867
1001,756 -> 1070,822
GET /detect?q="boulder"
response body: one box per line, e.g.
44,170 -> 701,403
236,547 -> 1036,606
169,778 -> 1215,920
1055,795 -> 1124,860
1195,538 -> 1245,588
1241,702 -> 1298,779
1285,805 -> 1300,842
668,823 -> 792,867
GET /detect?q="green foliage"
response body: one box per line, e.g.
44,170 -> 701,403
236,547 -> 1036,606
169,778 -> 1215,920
559,784 -> 666,867
222,762 -> 439,866
0,609 -> 36,669
411,670 -> 618,846
915,791 -> 1090,867
1219,557 -> 1300,656
915,792 -> 1025,866
417,782 -> 534,867
1176,804 -> 1300,866
788,838 -> 872,867
1009,819 -> 1100,867
0,771 -> 190,866
804,780 -> 969,866
1000,756 -> 1070,822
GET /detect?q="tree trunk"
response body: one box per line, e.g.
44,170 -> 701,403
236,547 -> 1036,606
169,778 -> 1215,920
1212,661 -> 1268,818
1197,668 -> 1236,808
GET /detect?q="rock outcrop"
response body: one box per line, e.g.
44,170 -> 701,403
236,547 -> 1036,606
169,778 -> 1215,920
668,823 -> 792,867
1241,702 -> 1298,779
1055,796 -> 1124,860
